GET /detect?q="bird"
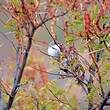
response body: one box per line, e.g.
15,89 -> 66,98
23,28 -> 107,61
48,43 -> 61,58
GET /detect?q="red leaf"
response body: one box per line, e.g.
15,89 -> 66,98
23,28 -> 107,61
84,10 -> 91,34
48,8 -> 55,17
84,0 -> 90,4
98,4 -> 105,17
55,0 -> 63,4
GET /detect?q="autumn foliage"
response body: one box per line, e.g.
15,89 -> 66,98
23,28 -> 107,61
0,0 -> 110,110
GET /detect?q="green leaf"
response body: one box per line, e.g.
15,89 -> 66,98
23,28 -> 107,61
92,4 -> 99,20
4,19 -> 16,31
11,0 -> 21,7
79,45 -> 87,53
27,0 -> 35,5
87,85 -> 96,101
103,63 -> 110,70
105,35 -> 110,43
69,95 -> 78,108
66,35 -> 75,45
53,87 -> 65,96
69,21 -> 83,31
91,43 -> 104,50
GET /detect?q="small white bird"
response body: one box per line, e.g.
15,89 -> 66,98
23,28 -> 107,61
48,44 -> 61,58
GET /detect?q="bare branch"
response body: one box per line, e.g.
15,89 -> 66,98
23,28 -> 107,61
99,90 -> 110,110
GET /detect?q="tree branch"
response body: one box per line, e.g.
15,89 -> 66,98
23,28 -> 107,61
6,27 -> 36,109
48,88 -> 71,107
99,90 -> 110,110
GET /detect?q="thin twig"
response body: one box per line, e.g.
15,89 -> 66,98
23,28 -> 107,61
48,88 -> 71,107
